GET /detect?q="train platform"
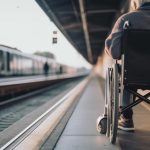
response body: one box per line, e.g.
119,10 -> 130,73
53,75 -> 150,150
2,74 -> 150,150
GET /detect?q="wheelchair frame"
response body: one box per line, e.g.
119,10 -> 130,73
98,29 -> 150,144
120,54 -> 150,114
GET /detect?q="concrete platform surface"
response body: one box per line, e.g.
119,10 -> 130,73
54,75 -> 150,150
54,75 -> 119,150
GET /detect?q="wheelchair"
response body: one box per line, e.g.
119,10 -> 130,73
97,29 -> 150,144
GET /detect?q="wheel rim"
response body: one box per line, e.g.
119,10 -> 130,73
106,69 -> 111,137
108,65 -> 119,144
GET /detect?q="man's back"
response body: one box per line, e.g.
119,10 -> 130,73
105,2 -> 150,59
121,9 -> 150,29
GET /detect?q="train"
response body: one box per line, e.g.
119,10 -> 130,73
0,44 -> 79,76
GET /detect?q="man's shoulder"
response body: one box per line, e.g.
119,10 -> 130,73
120,11 -> 141,20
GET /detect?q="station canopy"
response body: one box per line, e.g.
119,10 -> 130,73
36,0 -> 130,64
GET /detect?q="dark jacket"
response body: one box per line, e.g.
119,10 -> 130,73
105,3 -> 150,59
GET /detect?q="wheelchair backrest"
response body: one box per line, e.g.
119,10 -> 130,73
122,29 -> 150,88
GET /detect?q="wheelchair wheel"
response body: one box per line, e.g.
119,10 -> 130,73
108,64 -> 119,144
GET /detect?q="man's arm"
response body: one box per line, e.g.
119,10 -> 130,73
105,16 -> 125,59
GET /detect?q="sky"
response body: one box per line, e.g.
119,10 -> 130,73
0,0 -> 92,69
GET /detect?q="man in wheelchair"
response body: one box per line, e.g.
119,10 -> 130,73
104,0 -> 150,132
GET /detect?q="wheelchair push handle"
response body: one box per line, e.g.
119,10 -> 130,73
123,20 -> 131,29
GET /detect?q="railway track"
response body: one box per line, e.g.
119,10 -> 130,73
0,77 -> 84,131
0,76 -> 88,149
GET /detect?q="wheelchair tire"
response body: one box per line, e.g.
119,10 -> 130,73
108,64 -> 119,144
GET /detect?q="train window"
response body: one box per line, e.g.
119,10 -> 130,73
6,52 -> 10,71
0,50 -> 4,71
10,54 -> 14,72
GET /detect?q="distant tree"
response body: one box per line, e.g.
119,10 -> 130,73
34,51 -> 55,59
